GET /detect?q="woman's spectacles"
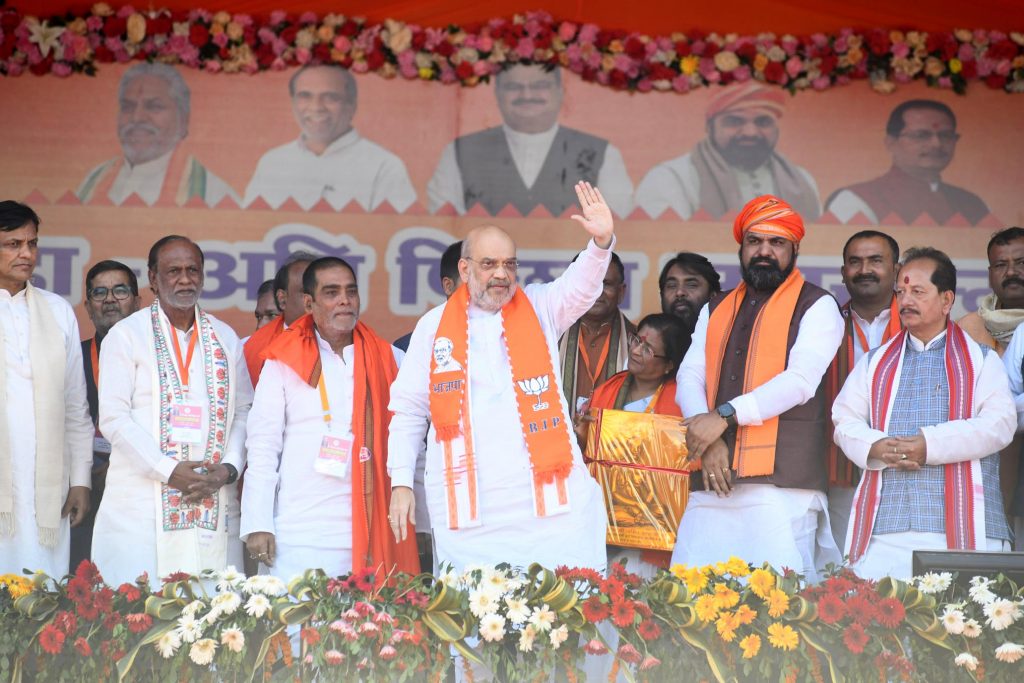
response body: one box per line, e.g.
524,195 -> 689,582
628,333 -> 668,360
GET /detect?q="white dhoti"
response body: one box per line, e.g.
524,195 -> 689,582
671,484 -> 840,581
851,531 -> 1009,581
827,485 -> 856,554
260,545 -> 353,583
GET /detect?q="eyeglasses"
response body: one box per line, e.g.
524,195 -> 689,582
628,333 -> 668,360
88,285 -> 134,301
464,257 -> 519,273
898,130 -> 961,144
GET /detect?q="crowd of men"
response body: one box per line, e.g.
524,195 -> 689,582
74,62 -> 992,226
2,185 -> 1022,592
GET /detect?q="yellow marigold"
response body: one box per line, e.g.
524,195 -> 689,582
949,58 -> 963,74
0,574 -> 32,599
683,567 -> 709,594
725,557 -> 750,577
753,53 -> 768,72
680,55 -> 700,75
767,622 -> 799,651
735,604 -> 757,626
740,633 -> 761,659
766,588 -> 790,618
608,39 -> 624,53
669,564 -> 687,580
695,594 -> 720,622
713,583 -> 740,610
712,562 -> 729,576
749,569 -> 775,599
716,611 -> 741,642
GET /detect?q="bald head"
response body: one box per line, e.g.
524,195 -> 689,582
460,225 -> 519,312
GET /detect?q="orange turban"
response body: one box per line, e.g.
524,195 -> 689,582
705,82 -> 786,122
732,195 -> 805,243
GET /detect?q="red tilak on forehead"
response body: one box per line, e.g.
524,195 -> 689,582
904,275 -> 911,283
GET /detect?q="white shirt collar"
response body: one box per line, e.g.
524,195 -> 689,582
501,122 -> 559,147
851,305 -> 892,327
123,149 -> 175,177
300,128 -> 360,157
907,328 -> 947,352
314,328 -> 353,361
0,285 -> 28,302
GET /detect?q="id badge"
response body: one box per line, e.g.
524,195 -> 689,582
93,436 -> 112,455
314,435 -> 353,479
169,403 -> 203,444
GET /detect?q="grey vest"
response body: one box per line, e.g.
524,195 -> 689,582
455,126 -> 608,216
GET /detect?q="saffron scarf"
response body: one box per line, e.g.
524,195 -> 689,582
704,268 -> 805,477
846,322 -> 986,564
825,297 -> 901,487
243,315 -> 286,386
79,146 -> 205,206
264,314 -> 419,575
0,283 -> 68,547
430,284 -> 575,528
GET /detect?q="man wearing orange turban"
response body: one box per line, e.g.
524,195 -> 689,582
636,83 -> 821,220
670,195 -> 843,580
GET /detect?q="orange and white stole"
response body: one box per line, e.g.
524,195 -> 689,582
84,146 -> 199,206
846,322 -> 986,564
429,285 -> 575,529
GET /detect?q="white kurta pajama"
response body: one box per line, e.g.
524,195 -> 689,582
388,238 -> 613,573
93,306 -> 252,586
241,335 -> 404,581
832,330 -> 1015,580
0,286 -> 93,577
671,299 -> 845,579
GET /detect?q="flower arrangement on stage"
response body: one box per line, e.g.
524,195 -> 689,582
1,559 -> 1022,682
1,3 -> 1023,94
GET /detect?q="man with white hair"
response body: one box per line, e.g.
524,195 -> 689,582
387,182 -> 614,573
77,63 -> 238,207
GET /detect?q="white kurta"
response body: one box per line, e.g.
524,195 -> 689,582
78,150 -> 239,207
241,334 -> 404,581
243,130 -> 417,212
388,238 -> 613,573
426,124 -> 635,217
93,307 -> 252,586
634,151 -> 820,219
0,287 -> 92,577
671,295 -> 844,579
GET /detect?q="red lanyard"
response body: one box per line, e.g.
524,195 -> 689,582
168,325 -> 197,391
90,338 -> 100,390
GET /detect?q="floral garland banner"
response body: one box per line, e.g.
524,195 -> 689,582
2,3 -> 1024,94
1,560 -> 1023,682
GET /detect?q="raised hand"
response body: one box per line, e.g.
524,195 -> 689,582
570,181 -> 614,248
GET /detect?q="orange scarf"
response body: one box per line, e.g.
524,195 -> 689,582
243,315 -> 286,386
264,314 -> 419,575
430,284 -> 574,522
90,145 -> 194,206
589,371 -> 682,416
705,268 -> 805,477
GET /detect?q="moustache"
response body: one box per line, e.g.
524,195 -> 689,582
749,257 -> 780,269
119,122 -> 161,138
511,98 -> 547,106
1002,277 -> 1024,289
899,307 -> 920,317
852,274 -> 880,284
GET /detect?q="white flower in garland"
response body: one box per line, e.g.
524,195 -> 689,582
244,594 -> 272,618
210,591 -> 242,619
505,597 -> 530,625
189,638 -> 217,666
481,568 -> 510,596
995,642 -> 1024,663
261,576 -> 287,596
220,627 -> 245,654
468,589 -> 499,618
983,599 -> 1021,631
182,600 -> 206,618
479,613 -> 507,642
518,624 -> 537,652
941,607 -> 966,635
217,567 -> 245,592
155,630 -> 182,659
968,577 -> 997,605
916,572 -> 953,594
954,652 -> 979,671
962,619 -> 983,638
528,605 -> 556,632
176,614 -> 204,643
549,624 -> 569,649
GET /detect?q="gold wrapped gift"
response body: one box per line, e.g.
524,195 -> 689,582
584,408 -> 691,552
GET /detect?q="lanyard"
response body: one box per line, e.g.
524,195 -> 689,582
90,338 -> 100,390
643,383 -> 666,414
317,373 -> 332,426
168,325 -> 197,391
578,325 -> 612,387
852,318 -> 871,353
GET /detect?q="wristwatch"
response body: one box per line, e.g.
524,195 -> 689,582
715,403 -> 737,429
223,464 -> 239,485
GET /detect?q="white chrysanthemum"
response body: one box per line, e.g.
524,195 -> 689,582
481,568 -> 510,596
505,597 -> 530,625
954,652 -> 979,671
211,591 -> 242,617
917,572 -> 953,594
969,578 -> 997,605
155,630 -> 181,658
468,589 -> 499,618
549,624 -> 569,649
983,599 -> 1020,631
181,600 -> 206,617
244,594 -> 272,618
528,605 -> 556,632
189,638 -> 217,666
963,619 -> 982,638
518,624 -> 537,652
995,642 -> 1024,663
438,570 -> 460,589
220,627 -> 245,654
260,576 -> 287,596
941,608 -> 966,635
479,613 -> 507,643
176,614 -> 204,643
217,567 -> 244,592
